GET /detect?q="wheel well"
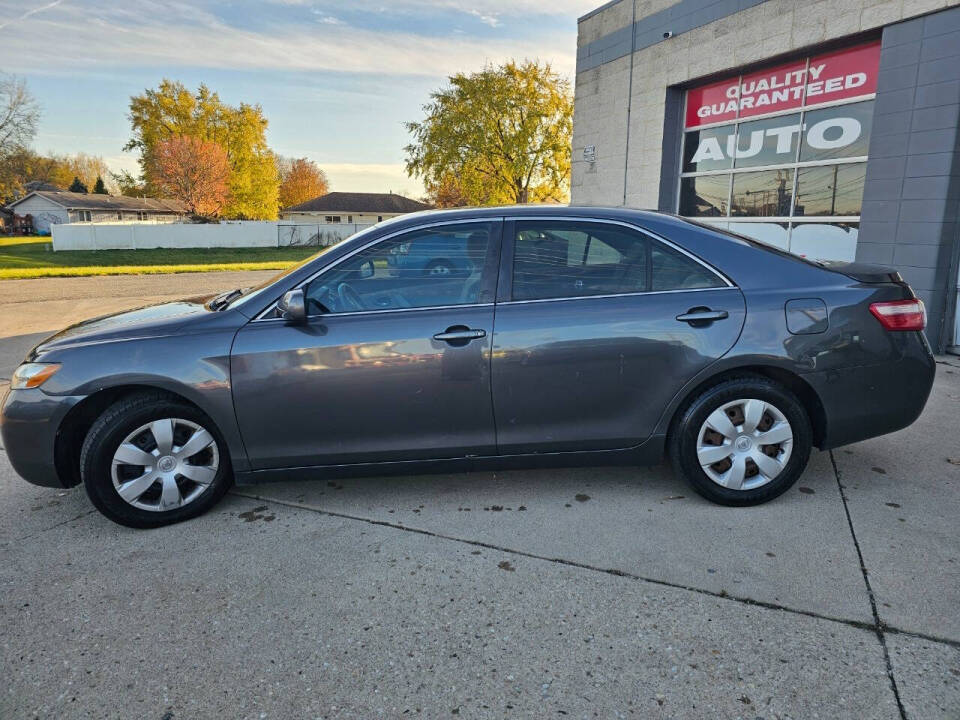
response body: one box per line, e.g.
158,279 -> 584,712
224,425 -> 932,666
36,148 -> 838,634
665,365 -> 827,450
54,385 -> 203,488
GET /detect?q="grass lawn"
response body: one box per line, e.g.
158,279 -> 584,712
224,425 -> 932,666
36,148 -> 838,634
0,236 -> 318,280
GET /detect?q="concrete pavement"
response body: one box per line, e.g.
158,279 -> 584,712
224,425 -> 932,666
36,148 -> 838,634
1,273 -> 958,719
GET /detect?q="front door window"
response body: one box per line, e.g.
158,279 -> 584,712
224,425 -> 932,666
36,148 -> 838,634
305,222 -> 495,314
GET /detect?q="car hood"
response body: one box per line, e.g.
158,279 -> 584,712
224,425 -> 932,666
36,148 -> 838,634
28,297 -> 215,357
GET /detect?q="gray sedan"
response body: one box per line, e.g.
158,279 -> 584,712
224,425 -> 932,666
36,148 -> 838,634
1,207 -> 935,528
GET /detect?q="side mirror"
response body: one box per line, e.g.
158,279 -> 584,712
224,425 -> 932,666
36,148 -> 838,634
357,259 -> 375,279
277,288 -> 306,323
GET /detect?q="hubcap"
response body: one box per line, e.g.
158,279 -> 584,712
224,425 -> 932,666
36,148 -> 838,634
110,418 -> 219,512
696,398 -> 793,491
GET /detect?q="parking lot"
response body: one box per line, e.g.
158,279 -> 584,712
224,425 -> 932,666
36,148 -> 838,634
1,273 -> 958,719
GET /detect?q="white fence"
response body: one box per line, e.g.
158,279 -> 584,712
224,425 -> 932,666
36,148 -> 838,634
51,221 -> 373,251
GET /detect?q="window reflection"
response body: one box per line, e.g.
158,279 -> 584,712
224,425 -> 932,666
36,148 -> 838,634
679,175 -> 729,216
794,162 -> 866,216
730,169 -> 794,217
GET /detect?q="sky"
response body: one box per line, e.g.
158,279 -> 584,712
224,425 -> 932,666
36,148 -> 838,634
0,0 -> 599,198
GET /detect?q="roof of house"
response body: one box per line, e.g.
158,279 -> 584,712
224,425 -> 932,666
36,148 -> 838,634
24,180 -> 61,192
284,191 -> 432,214
5,190 -> 187,213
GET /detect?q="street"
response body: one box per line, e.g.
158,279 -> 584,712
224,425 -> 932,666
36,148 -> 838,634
1,272 -> 958,719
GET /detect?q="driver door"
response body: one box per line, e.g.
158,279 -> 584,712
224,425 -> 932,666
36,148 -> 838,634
230,220 -> 501,470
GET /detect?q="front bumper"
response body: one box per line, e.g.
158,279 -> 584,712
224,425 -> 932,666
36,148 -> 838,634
1,386 -> 83,488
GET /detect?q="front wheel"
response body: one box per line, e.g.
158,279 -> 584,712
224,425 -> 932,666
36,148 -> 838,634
669,377 -> 812,506
80,392 -> 233,528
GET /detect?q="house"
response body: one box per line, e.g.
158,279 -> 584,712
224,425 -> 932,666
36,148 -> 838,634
280,191 -> 431,225
4,191 -> 187,234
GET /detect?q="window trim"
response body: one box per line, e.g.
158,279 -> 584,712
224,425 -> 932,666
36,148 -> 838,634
497,285 -> 739,308
253,218 -> 504,321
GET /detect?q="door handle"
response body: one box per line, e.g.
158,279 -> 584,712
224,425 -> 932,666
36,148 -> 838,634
433,328 -> 487,342
676,309 -> 729,323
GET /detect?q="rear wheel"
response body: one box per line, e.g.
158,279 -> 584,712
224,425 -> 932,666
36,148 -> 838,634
670,377 -> 812,506
80,393 -> 232,528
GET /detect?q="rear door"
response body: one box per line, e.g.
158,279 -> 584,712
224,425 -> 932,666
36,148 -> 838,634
491,218 -> 745,454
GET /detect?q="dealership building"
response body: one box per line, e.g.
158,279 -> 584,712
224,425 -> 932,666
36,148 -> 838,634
573,0 -> 960,352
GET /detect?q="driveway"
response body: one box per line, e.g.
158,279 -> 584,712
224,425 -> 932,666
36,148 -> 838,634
1,273 -> 958,719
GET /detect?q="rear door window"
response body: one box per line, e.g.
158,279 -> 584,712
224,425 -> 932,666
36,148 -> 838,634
511,220 -> 724,301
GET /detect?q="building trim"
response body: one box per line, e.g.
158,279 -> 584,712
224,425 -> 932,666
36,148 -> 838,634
578,0 -> 770,74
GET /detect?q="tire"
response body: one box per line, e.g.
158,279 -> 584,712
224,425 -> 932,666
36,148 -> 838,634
80,392 -> 233,528
669,376 -> 812,506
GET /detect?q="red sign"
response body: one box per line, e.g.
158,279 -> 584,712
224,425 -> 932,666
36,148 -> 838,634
685,39 -> 881,128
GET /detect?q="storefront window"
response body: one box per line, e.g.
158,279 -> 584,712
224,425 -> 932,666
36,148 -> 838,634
799,102 -> 874,162
679,175 -> 729,216
682,125 -> 734,173
678,39 -> 879,261
727,222 -> 790,250
794,162 -> 866,216
789,222 -> 859,262
732,113 -> 802,168
731,169 -> 794,217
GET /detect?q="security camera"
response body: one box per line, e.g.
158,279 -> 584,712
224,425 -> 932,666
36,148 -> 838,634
663,31 -> 674,39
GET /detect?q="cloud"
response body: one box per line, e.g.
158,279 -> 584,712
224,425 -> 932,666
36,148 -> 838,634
0,0 -> 63,31
1,2 -> 578,77
467,9 -> 500,27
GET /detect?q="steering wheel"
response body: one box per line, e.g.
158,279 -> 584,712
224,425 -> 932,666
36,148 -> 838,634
337,282 -> 365,311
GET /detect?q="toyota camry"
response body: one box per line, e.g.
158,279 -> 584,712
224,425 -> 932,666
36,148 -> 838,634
1,207 -> 935,527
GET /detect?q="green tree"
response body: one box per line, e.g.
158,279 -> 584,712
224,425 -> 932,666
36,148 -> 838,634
68,176 -> 88,193
405,61 -> 573,206
92,175 -> 108,194
110,169 -> 148,197
125,80 -> 279,219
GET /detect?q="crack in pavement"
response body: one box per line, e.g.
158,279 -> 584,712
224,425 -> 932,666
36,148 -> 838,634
830,450 -> 907,720
4,509 -> 98,544
230,489 -> 960,656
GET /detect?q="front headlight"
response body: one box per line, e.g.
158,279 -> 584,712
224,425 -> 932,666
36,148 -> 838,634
10,363 -> 61,390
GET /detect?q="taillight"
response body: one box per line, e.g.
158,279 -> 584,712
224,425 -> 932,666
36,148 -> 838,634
869,299 -> 926,331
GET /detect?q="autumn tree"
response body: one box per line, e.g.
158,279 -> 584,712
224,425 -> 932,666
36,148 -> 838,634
423,173 -> 472,208
277,156 -> 329,208
46,153 -> 113,192
150,136 -> 230,218
126,80 -> 279,219
405,61 -> 572,206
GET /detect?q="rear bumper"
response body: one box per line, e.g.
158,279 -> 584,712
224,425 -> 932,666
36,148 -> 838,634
803,335 -> 936,449
1,387 -> 82,488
